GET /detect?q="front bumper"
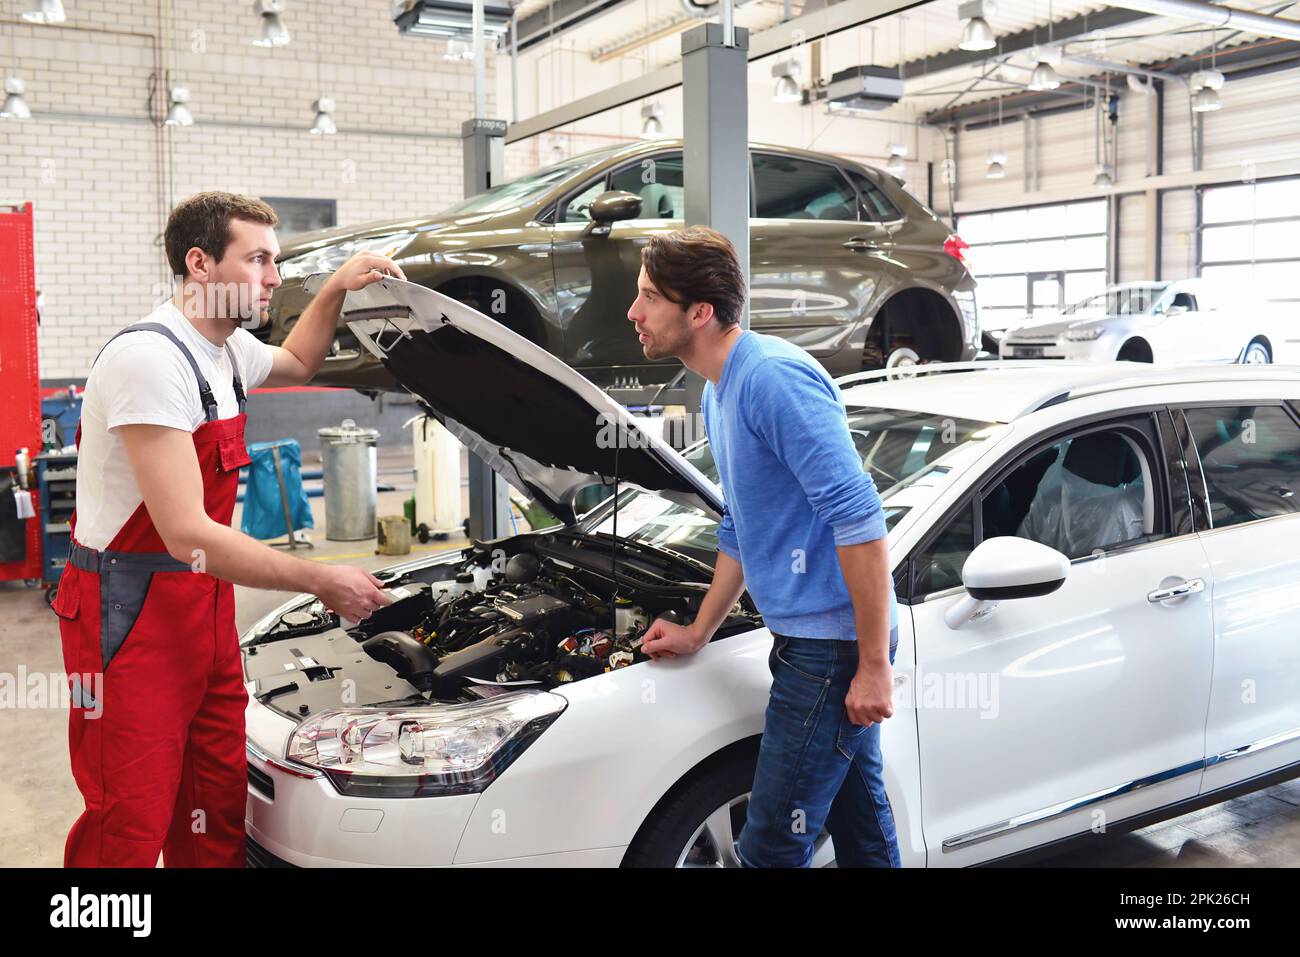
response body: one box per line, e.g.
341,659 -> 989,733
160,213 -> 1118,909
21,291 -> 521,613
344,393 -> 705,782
999,338 -> 1110,361
245,742 -> 483,867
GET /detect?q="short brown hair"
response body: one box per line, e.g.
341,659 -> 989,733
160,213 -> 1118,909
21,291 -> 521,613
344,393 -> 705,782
164,191 -> 278,278
641,226 -> 747,327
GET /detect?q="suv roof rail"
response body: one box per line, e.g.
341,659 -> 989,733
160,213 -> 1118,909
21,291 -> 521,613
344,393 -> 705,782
835,360 -> 1085,390
1026,364 -> 1300,415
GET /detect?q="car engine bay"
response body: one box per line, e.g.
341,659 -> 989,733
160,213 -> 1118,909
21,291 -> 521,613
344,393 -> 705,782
242,531 -> 762,720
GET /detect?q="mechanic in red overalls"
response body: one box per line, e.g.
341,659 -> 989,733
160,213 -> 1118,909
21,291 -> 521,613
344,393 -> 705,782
52,192 -> 403,867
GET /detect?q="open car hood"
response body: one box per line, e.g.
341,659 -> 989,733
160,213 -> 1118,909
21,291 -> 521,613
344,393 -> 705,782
318,276 -> 724,525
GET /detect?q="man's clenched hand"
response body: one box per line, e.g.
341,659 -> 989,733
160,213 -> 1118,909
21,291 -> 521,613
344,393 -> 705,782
641,619 -> 708,659
845,660 -> 894,727
313,565 -> 393,622
323,251 -> 406,294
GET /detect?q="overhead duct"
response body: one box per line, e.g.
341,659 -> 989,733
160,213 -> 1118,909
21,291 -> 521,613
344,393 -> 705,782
1103,0 -> 1300,42
823,65 -> 904,112
392,0 -> 512,40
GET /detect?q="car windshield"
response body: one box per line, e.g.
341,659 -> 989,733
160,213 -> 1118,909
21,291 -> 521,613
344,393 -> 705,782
578,408 -> 1004,563
1064,285 -> 1166,318
440,148 -> 621,215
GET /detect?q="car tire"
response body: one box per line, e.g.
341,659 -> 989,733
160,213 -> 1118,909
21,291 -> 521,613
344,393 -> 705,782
623,747 -> 758,867
885,346 -> 921,369
1117,339 -> 1153,363
1241,340 -> 1271,364
622,745 -> 837,868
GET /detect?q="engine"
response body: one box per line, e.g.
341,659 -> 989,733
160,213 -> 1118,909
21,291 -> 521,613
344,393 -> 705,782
243,532 -> 757,715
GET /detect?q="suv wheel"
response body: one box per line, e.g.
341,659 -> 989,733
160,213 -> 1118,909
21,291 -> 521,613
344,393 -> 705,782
885,346 -> 921,369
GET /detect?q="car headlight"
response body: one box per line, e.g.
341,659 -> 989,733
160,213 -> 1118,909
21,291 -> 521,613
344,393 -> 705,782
1065,326 -> 1105,342
278,232 -> 416,280
285,691 -> 568,797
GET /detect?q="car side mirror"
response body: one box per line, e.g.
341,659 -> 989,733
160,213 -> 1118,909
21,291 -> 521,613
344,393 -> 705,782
944,536 -> 1069,630
1164,304 -> 1189,317
584,190 -> 642,236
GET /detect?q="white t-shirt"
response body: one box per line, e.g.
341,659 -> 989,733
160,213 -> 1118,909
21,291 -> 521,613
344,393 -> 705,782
74,301 -> 275,550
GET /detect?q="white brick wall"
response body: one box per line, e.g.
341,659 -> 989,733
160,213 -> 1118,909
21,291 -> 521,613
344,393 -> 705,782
0,0 -> 498,378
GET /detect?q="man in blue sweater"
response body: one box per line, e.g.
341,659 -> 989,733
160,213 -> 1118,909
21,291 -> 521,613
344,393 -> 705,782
634,226 -> 900,868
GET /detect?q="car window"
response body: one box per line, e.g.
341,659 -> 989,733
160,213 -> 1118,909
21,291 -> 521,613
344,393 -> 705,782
1169,292 -> 1197,311
982,422 -> 1158,560
913,501 -> 975,596
609,154 -> 685,219
753,154 -> 859,221
580,408 -> 1003,564
1184,405 -> 1300,528
846,170 -> 902,223
560,177 -> 610,224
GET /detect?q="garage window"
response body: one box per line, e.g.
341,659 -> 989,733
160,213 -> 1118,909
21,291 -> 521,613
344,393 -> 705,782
1199,176 -> 1300,304
957,200 -> 1109,334
753,154 -> 859,221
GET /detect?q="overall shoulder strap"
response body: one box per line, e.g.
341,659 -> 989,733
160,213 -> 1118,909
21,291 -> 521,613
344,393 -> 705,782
224,343 -> 246,414
94,322 -> 218,422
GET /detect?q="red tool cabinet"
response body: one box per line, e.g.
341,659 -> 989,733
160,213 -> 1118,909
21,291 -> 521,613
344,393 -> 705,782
0,202 -> 44,585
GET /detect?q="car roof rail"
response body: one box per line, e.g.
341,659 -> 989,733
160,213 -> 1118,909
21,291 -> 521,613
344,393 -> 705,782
1025,364 -> 1300,415
835,360 -> 1085,390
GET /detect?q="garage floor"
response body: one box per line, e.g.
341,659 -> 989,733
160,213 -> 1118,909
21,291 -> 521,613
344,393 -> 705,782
1,452 -> 1297,867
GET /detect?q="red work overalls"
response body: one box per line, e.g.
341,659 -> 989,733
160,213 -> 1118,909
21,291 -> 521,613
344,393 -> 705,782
52,321 -> 253,867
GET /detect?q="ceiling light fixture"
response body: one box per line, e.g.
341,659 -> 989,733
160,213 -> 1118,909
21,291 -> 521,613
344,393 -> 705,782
21,0 -> 66,24
986,97 -> 1006,179
253,0 -> 291,47
771,59 -> 802,103
640,101 -> 664,138
1028,1 -> 1062,91
1190,31 -> 1225,113
164,85 -> 194,126
310,96 -> 336,134
1,77 -> 31,119
886,143 -> 907,178
958,0 -> 996,52
1029,46 -> 1063,91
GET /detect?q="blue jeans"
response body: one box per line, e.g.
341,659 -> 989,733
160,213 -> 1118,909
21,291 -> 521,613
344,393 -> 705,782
736,629 -> 901,868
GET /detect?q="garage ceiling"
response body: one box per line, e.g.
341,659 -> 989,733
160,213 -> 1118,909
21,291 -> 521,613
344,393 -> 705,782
511,0 -> 1300,118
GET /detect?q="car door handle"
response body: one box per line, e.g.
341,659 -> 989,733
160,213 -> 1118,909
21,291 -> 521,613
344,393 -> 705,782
1147,578 -> 1205,603
842,237 -> 878,252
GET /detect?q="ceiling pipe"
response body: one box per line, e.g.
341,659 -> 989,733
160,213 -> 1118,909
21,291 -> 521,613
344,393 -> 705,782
1103,0 -> 1300,42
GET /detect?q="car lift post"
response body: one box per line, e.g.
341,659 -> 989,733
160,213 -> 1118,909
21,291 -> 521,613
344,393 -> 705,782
680,9 -> 750,413
460,0 -> 514,541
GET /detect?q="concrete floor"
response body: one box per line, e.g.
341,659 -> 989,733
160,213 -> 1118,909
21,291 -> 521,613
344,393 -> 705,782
1,452 -> 1297,867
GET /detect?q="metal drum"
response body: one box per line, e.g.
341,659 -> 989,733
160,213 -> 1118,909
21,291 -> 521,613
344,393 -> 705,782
317,419 -> 379,541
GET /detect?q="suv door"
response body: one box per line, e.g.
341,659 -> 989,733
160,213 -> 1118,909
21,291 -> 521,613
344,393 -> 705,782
1172,402 -> 1300,792
905,412 -> 1214,864
549,153 -> 685,386
748,153 -> 888,369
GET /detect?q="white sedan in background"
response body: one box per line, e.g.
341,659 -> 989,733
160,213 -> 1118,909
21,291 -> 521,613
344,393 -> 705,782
242,280 -> 1300,867
999,279 -> 1292,364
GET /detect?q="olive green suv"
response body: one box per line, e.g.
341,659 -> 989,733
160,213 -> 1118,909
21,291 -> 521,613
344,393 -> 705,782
264,139 -> 981,391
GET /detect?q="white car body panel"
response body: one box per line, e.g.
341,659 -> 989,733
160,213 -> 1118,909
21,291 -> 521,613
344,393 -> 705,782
1197,516 -> 1300,793
242,297 -> 1300,866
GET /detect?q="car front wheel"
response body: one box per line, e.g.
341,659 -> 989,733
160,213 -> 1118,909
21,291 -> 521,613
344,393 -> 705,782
623,747 -> 835,867
1242,340 -> 1272,364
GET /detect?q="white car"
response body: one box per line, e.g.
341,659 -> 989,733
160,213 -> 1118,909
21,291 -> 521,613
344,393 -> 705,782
999,279 -> 1288,365
242,280 -> 1300,867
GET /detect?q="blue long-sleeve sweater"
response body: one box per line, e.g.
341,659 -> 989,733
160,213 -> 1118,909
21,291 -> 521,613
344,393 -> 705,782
702,330 -> 898,641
